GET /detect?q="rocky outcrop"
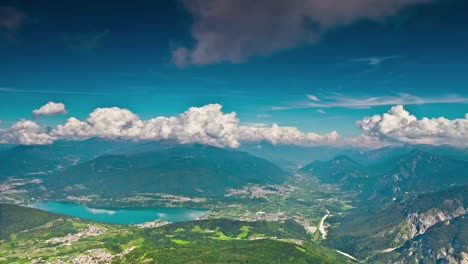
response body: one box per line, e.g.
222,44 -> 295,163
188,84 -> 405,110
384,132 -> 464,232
406,207 -> 466,235
394,199 -> 466,245
378,214 -> 468,264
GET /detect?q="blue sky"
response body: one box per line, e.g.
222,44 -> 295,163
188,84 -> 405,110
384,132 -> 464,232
1,0 -> 468,147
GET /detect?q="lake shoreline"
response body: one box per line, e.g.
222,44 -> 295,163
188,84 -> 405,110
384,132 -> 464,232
28,201 -> 208,225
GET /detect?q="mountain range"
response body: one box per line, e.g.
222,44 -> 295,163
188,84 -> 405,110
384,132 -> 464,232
299,146 -> 468,263
0,139 -> 467,263
301,148 -> 468,202
44,144 -> 287,197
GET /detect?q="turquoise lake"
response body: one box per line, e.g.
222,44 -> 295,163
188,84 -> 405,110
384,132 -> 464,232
30,201 -> 208,224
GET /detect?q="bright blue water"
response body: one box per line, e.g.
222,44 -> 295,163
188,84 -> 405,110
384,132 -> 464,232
30,201 -> 208,224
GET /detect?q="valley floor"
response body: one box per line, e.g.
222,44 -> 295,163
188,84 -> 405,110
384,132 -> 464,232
0,173 -> 360,263
1,172 -> 357,243
3,171 -> 466,263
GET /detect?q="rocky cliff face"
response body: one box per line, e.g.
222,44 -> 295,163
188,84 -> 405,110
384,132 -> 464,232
392,214 -> 468,264
372,214 -> 468,264
393,198 -> 466,246
339,185 -> 467,264
405,205 -> 465,236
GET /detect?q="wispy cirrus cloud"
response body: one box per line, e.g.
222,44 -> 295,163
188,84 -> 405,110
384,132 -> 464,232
351,55 -> 401,66
0,87 -> 111,95
307,94 -> 320,101
62,30 -> 110,52
272,93 -> 468,110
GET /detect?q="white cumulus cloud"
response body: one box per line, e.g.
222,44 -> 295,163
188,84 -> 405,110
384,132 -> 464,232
0,119 -> 55,145
50,104 -> 339,148
272,93 -> 468,110
3,103 -> 467,148
356,105 -> 468,147
33,102 -> 67,117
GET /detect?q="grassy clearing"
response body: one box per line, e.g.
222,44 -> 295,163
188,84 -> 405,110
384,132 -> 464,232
172,239 -> 190,245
